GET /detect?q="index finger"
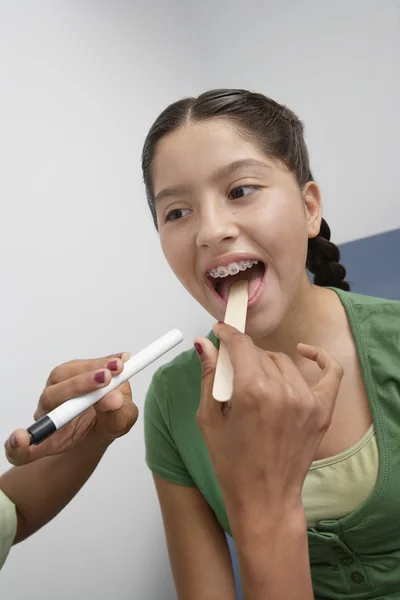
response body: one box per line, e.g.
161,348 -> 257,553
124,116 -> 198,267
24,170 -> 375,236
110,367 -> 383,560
37,366 -> 116,418
298,343 -> 344,403
46,352 -> 130,385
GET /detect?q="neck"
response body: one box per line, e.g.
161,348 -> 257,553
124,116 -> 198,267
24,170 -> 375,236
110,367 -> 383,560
255,279 -> 340,365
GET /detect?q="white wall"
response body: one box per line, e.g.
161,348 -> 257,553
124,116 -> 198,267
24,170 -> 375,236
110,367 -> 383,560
190,0 -> 400,243
1,1 -> 400,599
0,2 -> 210,599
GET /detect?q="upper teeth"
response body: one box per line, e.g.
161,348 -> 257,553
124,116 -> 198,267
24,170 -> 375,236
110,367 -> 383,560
207,260 -> 258,278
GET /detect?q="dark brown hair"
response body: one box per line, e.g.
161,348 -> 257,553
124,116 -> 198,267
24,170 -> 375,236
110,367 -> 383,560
142,89 -> 350,291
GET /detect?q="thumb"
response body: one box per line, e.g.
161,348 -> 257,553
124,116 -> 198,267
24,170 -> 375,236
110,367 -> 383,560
194,337 -> 220,415
5,428 -> 35,466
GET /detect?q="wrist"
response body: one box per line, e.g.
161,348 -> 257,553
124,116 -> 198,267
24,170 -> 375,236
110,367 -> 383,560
74,430 -> 114,454
229,505 -> 312,600
227,501 -> 307,547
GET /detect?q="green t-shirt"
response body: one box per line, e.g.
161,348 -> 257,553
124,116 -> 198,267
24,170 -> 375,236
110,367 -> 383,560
144,288 -> 400,599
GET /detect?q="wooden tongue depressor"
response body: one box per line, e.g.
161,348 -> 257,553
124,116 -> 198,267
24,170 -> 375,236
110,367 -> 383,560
212,279 -> 249,402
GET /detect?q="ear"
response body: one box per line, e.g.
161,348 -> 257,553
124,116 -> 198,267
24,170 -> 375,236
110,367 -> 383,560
303,181 -> 322,239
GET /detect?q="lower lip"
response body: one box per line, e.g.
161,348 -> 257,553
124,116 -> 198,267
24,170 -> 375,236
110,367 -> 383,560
208,267 -> 268,310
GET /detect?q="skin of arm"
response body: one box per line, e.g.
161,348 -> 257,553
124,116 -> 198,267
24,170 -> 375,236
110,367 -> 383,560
226,500 -> 313,600
153,474 -> 237,600
155,472 -> 313,600
0,435 -> 110,543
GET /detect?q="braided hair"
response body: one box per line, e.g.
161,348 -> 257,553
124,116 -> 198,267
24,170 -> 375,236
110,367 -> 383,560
306,217 -> 350,291
142,88 -> 350,292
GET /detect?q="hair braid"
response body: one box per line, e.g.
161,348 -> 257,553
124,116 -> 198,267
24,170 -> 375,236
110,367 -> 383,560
306,219 -> 350,291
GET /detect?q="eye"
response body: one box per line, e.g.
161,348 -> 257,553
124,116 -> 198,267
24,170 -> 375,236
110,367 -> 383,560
229,185 -> 260,200
165,208 -> 191,222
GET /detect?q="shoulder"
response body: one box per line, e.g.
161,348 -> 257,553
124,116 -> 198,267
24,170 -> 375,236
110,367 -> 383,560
332,288 -> 400,374
150,343 -> 201,396
143,331 -> 215,479
330,289 -> 400,408
145,330 -> 217,418
332,287 -> 400,323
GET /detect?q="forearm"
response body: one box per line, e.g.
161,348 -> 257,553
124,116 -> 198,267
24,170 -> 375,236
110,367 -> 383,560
228,504 -> 313,600
0,435 -> 110,543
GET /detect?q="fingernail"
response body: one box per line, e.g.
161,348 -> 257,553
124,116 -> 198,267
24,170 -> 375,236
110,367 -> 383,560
194,342 -> 203,356
107,360 -> 118,371
94,370 -> 106,384
9,435 -> 18,449
217,320 -> 224,324
115,353 -> 123,358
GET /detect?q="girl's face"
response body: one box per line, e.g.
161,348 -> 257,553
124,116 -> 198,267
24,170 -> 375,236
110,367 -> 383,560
152,119 -> 321,338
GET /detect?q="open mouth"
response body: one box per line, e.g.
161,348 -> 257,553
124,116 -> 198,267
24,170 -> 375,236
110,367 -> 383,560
207,260 -> 266,304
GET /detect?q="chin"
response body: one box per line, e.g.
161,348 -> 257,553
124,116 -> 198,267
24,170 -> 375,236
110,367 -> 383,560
245,315 -> 278,340
245,296 -> 286,340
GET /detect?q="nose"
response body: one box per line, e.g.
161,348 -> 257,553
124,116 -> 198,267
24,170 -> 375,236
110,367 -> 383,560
196,203 -> 239,249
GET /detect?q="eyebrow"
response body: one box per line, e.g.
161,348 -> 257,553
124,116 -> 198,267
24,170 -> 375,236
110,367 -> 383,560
211,158 -> 270,181
154,158 -> 270,204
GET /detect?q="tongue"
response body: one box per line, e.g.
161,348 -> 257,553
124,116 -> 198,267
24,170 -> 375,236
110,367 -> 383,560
218,263 -> 264,303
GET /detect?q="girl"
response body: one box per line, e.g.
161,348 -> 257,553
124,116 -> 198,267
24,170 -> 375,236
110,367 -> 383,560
142,89 -> 400,599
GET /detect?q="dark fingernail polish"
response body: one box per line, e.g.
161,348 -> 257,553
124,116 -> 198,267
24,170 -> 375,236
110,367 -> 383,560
194,342 -> 203,356
10,435 -> 18,449
94,371 -> 106,384
107,360 -> 118,371
218,320 -> 224,324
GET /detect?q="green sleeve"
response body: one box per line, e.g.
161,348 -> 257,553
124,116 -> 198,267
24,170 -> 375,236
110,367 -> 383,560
144,369 -> 196,487
0,489 -> 17,570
